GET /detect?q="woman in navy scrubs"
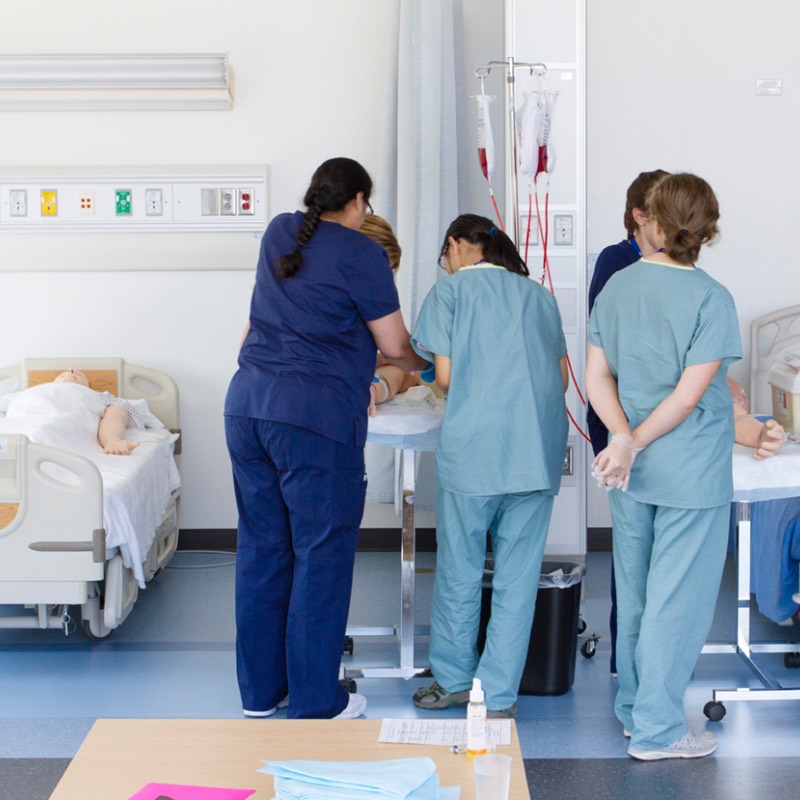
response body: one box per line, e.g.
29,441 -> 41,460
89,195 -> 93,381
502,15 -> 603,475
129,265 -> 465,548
225,157 -> 426,720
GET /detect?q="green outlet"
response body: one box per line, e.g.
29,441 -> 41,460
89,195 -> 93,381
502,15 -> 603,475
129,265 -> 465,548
115,189 -> 132,216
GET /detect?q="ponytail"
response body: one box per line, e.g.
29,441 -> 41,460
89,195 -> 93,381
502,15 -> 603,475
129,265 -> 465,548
442,214 -> 529,277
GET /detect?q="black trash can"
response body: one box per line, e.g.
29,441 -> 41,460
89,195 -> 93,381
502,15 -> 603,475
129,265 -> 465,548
477,560 -> 585,696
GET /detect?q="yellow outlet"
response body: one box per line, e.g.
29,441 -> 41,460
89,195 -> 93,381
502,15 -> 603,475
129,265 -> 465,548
41,189 -> 58,216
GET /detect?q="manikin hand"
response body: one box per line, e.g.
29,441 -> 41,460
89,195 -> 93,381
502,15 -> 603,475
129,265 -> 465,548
103,439 -> 140,455
754,419 -> 785,460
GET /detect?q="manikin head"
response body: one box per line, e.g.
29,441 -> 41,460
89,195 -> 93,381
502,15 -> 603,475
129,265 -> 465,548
54,369 -> 90,387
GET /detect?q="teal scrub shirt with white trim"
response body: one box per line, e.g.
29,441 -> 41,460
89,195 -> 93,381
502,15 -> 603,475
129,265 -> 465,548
412,264 -> 568,496
588,259 -> 742,509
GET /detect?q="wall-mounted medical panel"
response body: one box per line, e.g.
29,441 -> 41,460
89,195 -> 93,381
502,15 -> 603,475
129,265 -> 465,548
509,0 -> 587,557
0,165 -> 268,233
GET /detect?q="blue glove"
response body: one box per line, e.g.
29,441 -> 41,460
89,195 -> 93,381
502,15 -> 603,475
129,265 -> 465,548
420,362 -> 436,383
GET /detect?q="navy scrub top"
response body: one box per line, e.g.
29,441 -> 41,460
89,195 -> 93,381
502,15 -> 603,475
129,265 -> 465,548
225,211 -> 400,447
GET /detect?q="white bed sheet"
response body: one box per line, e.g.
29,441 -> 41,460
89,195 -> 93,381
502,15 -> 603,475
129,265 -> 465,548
0,383 -> 180,586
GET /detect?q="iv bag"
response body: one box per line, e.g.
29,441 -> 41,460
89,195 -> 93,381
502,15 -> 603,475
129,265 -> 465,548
534,91 -> 559,182
516,91 -> 538,182
475,94 -> 496,182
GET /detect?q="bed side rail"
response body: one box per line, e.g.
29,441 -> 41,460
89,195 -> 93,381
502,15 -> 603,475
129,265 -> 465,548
0,434 -> 105,583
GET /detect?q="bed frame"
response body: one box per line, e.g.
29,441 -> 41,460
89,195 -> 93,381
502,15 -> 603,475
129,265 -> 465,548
0,357 -> 180,638
749,304 -> 800,415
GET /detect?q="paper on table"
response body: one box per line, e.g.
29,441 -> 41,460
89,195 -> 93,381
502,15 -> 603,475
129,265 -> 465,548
378,719 -> 511,746
127,783 -> 255,800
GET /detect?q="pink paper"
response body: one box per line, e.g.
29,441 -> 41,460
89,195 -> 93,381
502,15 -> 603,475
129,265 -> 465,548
127,783 -> 256,800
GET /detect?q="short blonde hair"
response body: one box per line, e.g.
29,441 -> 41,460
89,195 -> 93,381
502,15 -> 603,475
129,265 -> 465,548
360,215 -> 402,272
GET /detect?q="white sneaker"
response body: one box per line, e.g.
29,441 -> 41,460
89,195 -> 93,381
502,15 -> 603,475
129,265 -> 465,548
332,692 -> 368,719
243,696 -> 289,718
628,731 -> 718,761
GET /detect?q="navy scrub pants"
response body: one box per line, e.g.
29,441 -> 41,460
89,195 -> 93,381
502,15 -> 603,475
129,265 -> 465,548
225,416 -> 367,719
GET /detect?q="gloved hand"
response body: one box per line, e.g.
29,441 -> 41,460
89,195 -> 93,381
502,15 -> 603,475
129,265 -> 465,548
420,362 -> 436,383
754,419 -> 785,460
591,434 -> 642,492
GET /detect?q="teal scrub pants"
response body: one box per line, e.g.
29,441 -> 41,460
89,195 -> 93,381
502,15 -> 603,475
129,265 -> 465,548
609,493 -> 729,750
429,488 -> 554,711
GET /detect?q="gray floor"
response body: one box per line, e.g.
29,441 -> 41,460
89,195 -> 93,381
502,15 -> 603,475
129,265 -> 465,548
1,549 -> 799,798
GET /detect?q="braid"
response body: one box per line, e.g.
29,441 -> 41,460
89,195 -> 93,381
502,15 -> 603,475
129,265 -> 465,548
277,205 -> 322,279
276,157 -> 373,280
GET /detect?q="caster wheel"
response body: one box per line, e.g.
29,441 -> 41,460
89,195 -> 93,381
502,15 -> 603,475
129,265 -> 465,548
703,701 -> 726,721
342,636 -> 354,655
581,639 -> 596,658
340,677 -> 357,693
784,652 -> 800,668
577,617 -> 587,635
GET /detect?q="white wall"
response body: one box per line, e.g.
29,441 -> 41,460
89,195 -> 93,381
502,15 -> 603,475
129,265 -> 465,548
585,0 -> 800,528
0,0 -> 503,532
0,0 -> 398,529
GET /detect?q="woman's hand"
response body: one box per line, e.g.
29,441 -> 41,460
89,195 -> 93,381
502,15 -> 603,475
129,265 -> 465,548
591,435 -> 641,492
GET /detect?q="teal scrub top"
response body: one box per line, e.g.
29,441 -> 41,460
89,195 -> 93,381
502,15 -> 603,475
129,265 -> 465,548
588,259 -> 742,509
412,263 -> 568,496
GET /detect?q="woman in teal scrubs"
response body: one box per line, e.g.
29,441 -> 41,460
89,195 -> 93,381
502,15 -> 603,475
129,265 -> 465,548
410,214 -> 568,716
586,173 -> 742,760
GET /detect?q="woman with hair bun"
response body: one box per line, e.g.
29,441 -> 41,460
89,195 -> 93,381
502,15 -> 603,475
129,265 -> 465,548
224,157 -> 426,722
410,213 -> 569,717
586,173 -> 742,760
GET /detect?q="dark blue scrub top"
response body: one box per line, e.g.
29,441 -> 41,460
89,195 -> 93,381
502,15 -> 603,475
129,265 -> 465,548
225,211 -> 400,447
587,238 -> 641,455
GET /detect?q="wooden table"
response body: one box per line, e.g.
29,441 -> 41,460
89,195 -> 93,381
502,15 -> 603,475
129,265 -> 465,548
49,718 -> 530,799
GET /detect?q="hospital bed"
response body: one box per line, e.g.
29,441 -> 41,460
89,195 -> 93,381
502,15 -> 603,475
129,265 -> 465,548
345,391 -> 444,680
0,357 -> 181,639
702,305 -> 800,719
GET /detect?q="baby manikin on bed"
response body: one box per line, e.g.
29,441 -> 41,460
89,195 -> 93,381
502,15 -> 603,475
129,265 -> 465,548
0,382 -> 180,585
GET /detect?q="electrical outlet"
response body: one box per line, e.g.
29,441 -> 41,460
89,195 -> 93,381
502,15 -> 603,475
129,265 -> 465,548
519,214 -> 539,246
220,189 -> 236,216
78,191 -> 94,215
40,189 -> 58,217
237,188 -> 255,215
115,189 -> 132,216
554,213 -> 574,246
9,189 -> 27,217
145,188 -> 163,216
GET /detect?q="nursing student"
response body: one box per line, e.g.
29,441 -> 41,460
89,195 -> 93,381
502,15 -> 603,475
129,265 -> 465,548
589,172 -> 785,680
586,173 -> 741,760
224,157 -> 426,720
411,214 -> 568,717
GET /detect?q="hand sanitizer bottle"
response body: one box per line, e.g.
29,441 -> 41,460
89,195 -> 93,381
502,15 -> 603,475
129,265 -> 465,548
466,677 -> 487,757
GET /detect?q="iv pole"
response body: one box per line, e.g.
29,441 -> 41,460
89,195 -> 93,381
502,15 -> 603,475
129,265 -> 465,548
474,58 -> 547,248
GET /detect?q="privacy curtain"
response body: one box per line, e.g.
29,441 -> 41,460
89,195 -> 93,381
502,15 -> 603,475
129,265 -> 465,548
379,0 -> 460,329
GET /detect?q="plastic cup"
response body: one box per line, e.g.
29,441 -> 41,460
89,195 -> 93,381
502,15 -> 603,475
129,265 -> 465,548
473,753 -> 512,800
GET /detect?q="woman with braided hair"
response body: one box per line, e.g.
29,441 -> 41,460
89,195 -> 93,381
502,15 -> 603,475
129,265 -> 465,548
225,157 -> 426,720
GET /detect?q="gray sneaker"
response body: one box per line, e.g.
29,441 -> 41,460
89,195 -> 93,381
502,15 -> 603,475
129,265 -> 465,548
628,731 -> 718,761
487,704 -> 518,718
412,681 -> 469,710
